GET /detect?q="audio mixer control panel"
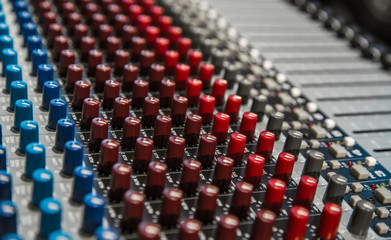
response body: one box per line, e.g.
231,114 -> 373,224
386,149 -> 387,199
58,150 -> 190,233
0,0 -> 390,239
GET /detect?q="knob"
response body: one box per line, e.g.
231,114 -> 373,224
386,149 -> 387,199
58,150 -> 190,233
213,156 -> 234,191
212,113 -> 230,143
0,201 -> 17,239
41,81 -> 60,110
71,166 -> 94,203
62,140 -> 84,176
14,99 -> 33,131
273,152 -> 295,184
0,171 -> 12,201
229,182 -> 253,219
98,139 -> 119,174
293,176 -> 318,209
25,143 -> 45,179
239,112 -> 258,141
54,118 -> 75,152
32,169 -> 53,206
215,214 -> 239,240
283,130 -> 303,160
145,162 -> 167,198
5,64 -> 22,93
266,112 -> 284,140
121,190 -> 145,232
36,64 -> 53,92
48,99 -> 67,130
179,159 -> 201,195
284,206 -> 310,240
301,150 -> 325,181
347,200 -> 374,237
39,198 -> 62,239
250,209 -> 276,240
81,194 -> 105,234
159,188 -> 183,226
109,163 -> 131,202
244,154 -> 265,188
19,120 -> 39,154
195,184 -> 219,223
317,203 -> 342,239
322,174 -> 348,206
10,81 -> 27,111
262,178 -> 286,215
256,131 -> 275,162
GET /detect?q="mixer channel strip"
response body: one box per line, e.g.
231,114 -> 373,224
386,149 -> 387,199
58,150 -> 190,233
0,0 -> 390,239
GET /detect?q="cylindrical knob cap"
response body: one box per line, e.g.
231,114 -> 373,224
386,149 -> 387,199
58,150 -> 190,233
301,150 -> 325,181
283,130 -> 303,160
195,184 -> 219,223
262,178 -> 286,215
39,198 -> 62,238
284,206 -> 310,240
250,209 -> 276,240
81,194 -> 105,234
322,174 -> 348,206
317,203 -> 342,239
72,166 -> 94,203
215,214 -> 238,240
266,112 -> 284,140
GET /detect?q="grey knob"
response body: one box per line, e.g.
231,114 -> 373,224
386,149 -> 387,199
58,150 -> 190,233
301,150 -> 324,181
266,112 -> 284,140
347,200 -> 374,237
322,174 -> 348,205
283,130 -> 303,160
250,95 -> 267,122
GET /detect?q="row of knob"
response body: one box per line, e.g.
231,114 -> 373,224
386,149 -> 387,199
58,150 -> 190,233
0,0 -> 121,239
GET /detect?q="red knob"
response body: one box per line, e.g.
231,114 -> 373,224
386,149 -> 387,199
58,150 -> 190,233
98,139 -> 119,174
285,206 -> 310,240
244,154 -> 265,188
256,131 -> 275,162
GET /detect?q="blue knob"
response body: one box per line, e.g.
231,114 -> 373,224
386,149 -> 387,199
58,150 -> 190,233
19,120 -> 39,154
25,143 -> 45,179
95,227 -> 119,240
0,12 -> 5,23
55,119 -> 75,152
81,194 -> 105,234
48,99 -> 67,130
32,169 -> 53,206
0,171 -> 11,201
71,166 -> 94,203
2,48 -> 17,75
9,81 -> 27,110
39,198 -> 61,239
5,64 -> 22,93
62,141 -> 84,176
13,1 -> 27,12
0,146 -> 7,171
0,200 -> 17,238
22,22 -> 36,45
48,231 -> 71,240
1,233 -> 23,240
32,49 -> 47,76
0,23 -> 9,35
26,35 -> 42,60
0,36 -> 13,57
16,11 -> 31,26
14,99 -> 33,131
36,64 -> 53,92
41,81 -> 59,110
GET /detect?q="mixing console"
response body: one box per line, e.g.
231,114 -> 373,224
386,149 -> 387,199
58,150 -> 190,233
0,0 -> 390,239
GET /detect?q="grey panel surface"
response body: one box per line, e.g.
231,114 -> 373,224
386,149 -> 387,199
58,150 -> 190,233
206,0 -> 391,165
